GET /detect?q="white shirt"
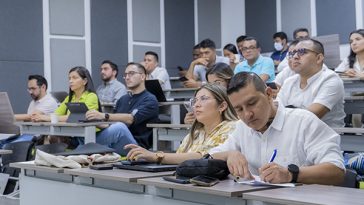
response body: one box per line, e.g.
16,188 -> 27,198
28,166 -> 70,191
274,65 -> 297,87
276,57 -> 288,73
277,66 -> 345,128
194,56 -> 230,82
335,57 -> 363,73
209,104 -> 345,176
27,93 -> 58,114
149,66 -> 171,90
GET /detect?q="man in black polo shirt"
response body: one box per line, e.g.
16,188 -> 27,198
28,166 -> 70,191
86,62 -> 159,155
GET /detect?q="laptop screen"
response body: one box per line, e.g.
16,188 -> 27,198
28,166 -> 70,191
0,92 -> 20,134
145,80 -> 167,102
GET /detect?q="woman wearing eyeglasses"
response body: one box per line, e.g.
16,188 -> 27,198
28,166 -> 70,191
125,83 -> 242,164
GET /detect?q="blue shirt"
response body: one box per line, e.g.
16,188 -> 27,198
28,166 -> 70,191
115,90 -> 159,149
271,50 -> 288,62
234,55 -> 275,82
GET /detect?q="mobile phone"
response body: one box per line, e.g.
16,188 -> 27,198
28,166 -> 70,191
177,66 -> 184,71
189,175 -> 219,187
266,82 -> 278,89
183,101 -> 193,112
163,175 -> 191,184
89,164 -> 114,170
121,160 -> 150,166
179,76 -> 189,82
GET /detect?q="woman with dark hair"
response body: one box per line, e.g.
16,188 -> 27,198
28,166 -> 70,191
125,84 -> 242,164
223,43 -> 240,69
32,66 -> 100,122
335,29 -> 364,78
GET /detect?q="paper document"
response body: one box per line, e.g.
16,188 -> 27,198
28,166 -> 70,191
235,175 -> 296,187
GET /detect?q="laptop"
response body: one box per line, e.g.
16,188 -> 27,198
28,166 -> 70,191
0,92 -> 20,135
113,161 -> 177,172
145,80 -> 167,102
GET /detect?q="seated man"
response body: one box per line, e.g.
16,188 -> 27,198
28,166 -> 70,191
185,38 -> 229,88
277,39 -> 345,128
210,72 -> 345,185
234,36 -> 275,83
86,62 -> 159,155
271,32 -> 289,67
143,51 -> 171,90
96,60 -> 127,103
1,75 -> 58,146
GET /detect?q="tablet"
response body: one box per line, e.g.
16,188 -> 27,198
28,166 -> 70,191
113,162 -> 177,172
66,102 -> 89,123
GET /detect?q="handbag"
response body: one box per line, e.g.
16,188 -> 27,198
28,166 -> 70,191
176,155 -> 230,179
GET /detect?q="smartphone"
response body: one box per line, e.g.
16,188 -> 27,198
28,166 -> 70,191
89,164 -> 114,170
183,101 -> 193,112
189,175 -> 219,187
179,76 -> 189,82
121,160 -> 150,166
177,66 -> 184,71
163,175 -> 191,184
266,82 -> 278,89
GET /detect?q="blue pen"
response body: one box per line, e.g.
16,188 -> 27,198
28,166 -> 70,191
269,149 -> 277,163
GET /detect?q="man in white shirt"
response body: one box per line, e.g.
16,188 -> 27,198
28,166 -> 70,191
210,72 -> 345,185
96,60 -> 127,103
143,51 -> 171,90
185,38 -> 229,88
15,75 -> 58,121
277,39 -> 345,128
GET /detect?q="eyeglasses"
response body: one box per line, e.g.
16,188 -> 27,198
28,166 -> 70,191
123,71 -> 143,78
242,46 -> 257,52
27,87 -> 39,91
287,48 -> 320,59
190,95 -> 213,107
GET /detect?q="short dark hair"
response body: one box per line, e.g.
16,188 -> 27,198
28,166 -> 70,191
28,75 -> 48,90
126,62 -> 147,74
273,32 -> 288,40
243,36 -> 261,48
145,51 -> 159,62
236,35 -> 247,44
223,44 -> 238,54
293,28 -> 309,39
101,60 -> 119,77
199,38 -> 216,49
193,43 -> 201,50
300,38 -> 325,55
289,39 -> 300,48
227,72 -> 266,95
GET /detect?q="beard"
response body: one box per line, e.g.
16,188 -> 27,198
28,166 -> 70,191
102,75 -> 112,82
30,94 -> 39,101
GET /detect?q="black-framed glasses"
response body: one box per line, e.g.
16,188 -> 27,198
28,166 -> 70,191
123,71 -> 143,78
190,95 -> 212,107
287,48 -> 320,59
242,46 -> 257,52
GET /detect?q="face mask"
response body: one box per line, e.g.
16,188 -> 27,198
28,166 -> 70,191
274,42 -> 283,51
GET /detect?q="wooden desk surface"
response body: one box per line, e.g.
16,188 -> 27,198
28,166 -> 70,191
138,176 -> 273,197
16,121 -> 112,127
64,167 -> 174,183
0,149 -> 12,154
147,123 -> 191,129
243,184 -> 364,205
10,161 -> 65,173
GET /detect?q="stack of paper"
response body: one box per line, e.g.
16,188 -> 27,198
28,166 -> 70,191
234,175 -> 296,187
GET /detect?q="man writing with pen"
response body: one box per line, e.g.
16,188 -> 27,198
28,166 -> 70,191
209,72 -> 345,185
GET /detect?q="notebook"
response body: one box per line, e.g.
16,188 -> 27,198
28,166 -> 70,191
113,162 -> 177,172
145,80 -> 167,102
0,92 -> 20,134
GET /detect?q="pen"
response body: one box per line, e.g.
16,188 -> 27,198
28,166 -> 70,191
269,149 -> 277,163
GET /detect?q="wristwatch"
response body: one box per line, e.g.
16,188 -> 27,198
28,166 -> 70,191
104,113 -> 110,121
155,151 -> 165,164
288,164 -> 299,183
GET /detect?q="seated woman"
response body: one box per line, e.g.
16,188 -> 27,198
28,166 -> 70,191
184,62 -> 233,124
335,29 -> 364,127
223,44 -> 240,70
125,83 -> 242,164
31,66 -> 101,144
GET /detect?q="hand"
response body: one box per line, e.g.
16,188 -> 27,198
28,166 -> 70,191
184,112 -> 195,124
124,144 -> 157,162
193,57 -> 209,67
85,110 -> 105,120
344,69 -> 357,77
259,162 -> 292,184
226,151 -> 253,179
183,79 -> 201,88
31,113 -> 49,122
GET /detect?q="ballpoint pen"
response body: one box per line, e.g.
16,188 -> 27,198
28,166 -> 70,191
269,149 -> 277,163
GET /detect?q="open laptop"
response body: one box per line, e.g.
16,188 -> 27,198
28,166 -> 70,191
113,161 -> 177,172
0,92 -> 20,135
145,80 -> 167,102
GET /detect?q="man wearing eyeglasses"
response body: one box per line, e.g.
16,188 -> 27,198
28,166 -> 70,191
277,39 -> 345,128
234,36 -> 275,83
86,62 -> 159,155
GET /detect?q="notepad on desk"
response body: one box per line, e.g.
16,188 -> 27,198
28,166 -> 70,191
234,175 -> 296,187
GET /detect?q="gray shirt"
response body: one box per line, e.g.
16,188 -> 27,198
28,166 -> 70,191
96,79 -> 127,103
193,56 -> 230,82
